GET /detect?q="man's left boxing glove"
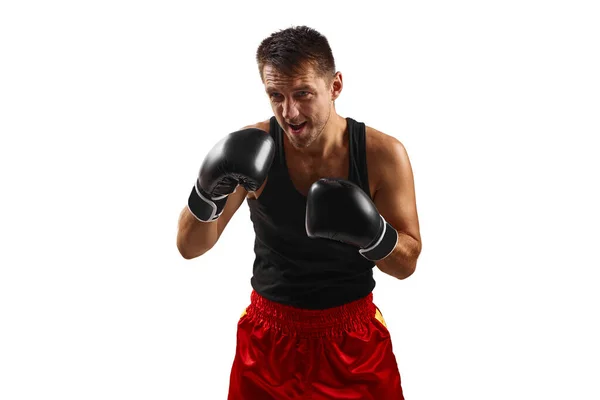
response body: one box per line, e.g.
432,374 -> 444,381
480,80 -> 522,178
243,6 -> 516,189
188,128 -> 275,222
305,178 -> 398,261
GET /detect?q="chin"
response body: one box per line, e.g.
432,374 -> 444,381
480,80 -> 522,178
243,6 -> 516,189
289,130 -> 317,149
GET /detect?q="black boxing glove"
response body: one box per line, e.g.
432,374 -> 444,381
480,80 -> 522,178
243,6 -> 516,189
188,128 -> 275,222
305,178 -> 398,261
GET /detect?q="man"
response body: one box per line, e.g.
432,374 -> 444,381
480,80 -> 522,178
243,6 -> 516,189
176,25 -> 421,399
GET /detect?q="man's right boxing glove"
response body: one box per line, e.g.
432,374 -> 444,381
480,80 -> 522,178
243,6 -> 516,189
188,128 -> 275,222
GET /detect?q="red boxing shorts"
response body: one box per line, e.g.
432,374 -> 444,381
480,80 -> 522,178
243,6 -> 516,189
228,291 -> 404,399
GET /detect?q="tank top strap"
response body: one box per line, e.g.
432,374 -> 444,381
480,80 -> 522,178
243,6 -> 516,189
268,116 -> 284,167
347,117 -> 371,199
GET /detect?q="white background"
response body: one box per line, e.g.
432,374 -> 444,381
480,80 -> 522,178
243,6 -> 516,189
1,0 -> 599,399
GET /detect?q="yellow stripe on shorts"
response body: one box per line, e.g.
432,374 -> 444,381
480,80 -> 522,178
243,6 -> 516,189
375,307 -> 387,328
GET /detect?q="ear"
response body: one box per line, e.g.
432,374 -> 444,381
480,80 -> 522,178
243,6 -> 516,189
331,71 -> 343,101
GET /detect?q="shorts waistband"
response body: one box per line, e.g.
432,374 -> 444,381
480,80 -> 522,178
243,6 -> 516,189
245,290 -> 376,337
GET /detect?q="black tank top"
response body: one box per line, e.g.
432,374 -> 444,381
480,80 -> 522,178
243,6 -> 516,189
246,116 -> 376,310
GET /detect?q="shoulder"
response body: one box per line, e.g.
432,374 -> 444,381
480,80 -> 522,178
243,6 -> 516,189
364,125 -> 412,189
365,125 -> 405,155
241,119 -> 271,133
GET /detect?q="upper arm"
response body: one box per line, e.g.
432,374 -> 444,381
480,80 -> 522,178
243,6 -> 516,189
371,136 -> 421,247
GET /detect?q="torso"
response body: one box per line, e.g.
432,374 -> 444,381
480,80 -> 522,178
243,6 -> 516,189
244,115 -> 393,309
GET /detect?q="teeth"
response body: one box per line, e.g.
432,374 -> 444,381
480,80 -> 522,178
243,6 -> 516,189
290,123 -> 305,130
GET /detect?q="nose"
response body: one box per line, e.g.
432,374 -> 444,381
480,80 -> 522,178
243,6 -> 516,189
282,99 -> 299,121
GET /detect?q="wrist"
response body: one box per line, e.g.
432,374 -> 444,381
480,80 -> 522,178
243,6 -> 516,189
187,181 -> 229,222
358,216 -> 398,261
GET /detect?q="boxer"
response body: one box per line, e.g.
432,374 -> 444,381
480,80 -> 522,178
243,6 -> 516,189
177,25 -> 422,399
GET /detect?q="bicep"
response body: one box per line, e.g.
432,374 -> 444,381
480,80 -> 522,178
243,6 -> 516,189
372,141 -> 421,244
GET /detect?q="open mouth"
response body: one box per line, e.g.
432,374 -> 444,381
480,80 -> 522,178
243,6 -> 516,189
289,121 -> 307,134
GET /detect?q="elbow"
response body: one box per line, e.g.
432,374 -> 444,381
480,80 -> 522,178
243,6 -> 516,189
176,241 -> 194,259
176,238 -> 212,260
388,236 -> 421,280
177,245 -> 207,260
376,259 -> 417,280
396,262 -> 417,280
394,248 -> 421,280
178,247 -> 198,260
398,241 -> 421,279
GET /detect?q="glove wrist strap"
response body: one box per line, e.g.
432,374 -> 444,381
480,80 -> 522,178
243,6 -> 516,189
187,181 -> 228,222
359,216 -> 398,261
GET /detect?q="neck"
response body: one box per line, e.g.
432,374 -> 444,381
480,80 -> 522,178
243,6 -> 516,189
299,110 -> 347,158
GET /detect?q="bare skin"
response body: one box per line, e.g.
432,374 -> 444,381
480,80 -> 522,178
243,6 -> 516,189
177,63 -> 422,279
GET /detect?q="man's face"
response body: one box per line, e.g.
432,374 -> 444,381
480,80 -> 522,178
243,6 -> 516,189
263,64 -> 336,149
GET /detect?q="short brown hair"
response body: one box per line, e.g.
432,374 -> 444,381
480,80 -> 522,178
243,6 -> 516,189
256,25 -> 336,82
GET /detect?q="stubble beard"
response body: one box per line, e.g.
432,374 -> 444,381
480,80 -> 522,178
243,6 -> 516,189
289,104 -> 332,150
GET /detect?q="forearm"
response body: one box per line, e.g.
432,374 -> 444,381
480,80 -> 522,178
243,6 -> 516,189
375,232 -> 421,280
176,207 -> 218,259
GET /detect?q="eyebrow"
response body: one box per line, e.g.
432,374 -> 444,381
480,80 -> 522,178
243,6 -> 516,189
292,85 -> 314,92
266,85 -> 315,94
